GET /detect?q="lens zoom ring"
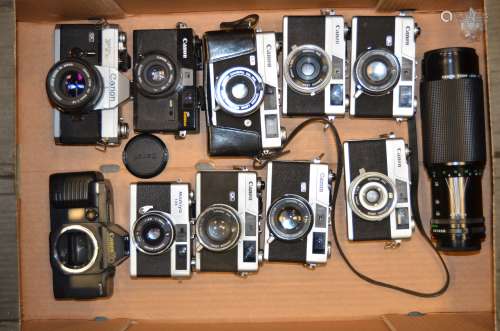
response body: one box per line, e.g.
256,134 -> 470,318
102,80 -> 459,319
421,78 -> 486,166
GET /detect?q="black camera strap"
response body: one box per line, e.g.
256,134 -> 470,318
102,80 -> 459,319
254,117 -> 449,298
220,14 -> 259,30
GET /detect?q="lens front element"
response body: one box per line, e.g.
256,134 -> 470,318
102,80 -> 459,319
135,53 -> 178,96
268,195 -> 313,241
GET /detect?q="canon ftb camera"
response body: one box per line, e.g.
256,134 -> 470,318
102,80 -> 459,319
49,172 -> 129,299
194,170 -> 263,275
283,14 -> 348,116
344,137 -> 414,241
46,23 -> 130,146
350,16 -> 419,118
133,24 -> 201,137
130,182 -> 192,278
264,161 -> 332,267
204,28 -> 285,156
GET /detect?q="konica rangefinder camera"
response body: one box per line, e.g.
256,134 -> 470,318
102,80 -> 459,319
350,16 -> 419,118
344,137 -> 414,241
130,182 -> 192,278
133,23 -> 202,138
283,13 -> 348,116
46,22 -> 131,146
49,172 -> 129,299
264,161 -> 333,268
204,25 -> 286,156
194,170 -> 263,275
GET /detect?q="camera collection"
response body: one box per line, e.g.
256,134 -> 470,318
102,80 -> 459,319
45,12 -> 487,300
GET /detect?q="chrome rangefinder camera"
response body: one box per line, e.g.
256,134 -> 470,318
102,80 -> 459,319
130,182 -> 192,278
194,170 -> 263,275
344,136 -> 414,241
264,161 -> 333,268
204,22 -> 286,156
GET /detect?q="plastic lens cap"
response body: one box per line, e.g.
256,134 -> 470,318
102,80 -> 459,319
122,134 -> 168,178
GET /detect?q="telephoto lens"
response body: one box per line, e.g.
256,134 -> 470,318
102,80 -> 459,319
420,47 -> 486,251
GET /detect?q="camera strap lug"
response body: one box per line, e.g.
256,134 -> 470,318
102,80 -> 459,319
95,141 -> 108,152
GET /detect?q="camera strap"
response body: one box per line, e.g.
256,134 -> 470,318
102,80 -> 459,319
220,14 -> 259,30
254,117 -> 450,298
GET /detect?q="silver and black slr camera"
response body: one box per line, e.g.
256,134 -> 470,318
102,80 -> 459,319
283,13 -> 348,116
264,161 -> 332,267
49,172 -> 129,299
344,137 -> 414,241
130,182 -> 192,278
204,24 -> 285,156
194,170 -> 263,275
350,16 -> 419,118
46,22 -> 131,146
133,24 -> 202,138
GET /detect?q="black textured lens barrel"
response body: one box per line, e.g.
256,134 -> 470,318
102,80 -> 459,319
420,47 -> 486,252
421,48 -> 486,167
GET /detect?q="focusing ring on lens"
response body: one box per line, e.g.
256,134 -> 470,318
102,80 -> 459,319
196,204 -> 241,252
348,171 -> 397,221
214,67 -> 264,116
135,53 -> 179,97
53,225 -> 99,275
284,44 -> 333,95
354,49 -> 400,95
46,58 -> 103,112
267,194 -> 314,241
132,211 -> 176,255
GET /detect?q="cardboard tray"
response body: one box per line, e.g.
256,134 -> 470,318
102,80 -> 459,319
11,0 -> 495,330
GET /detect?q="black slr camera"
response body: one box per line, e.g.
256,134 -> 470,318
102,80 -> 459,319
49,172 -> 129,299
204,21 -> 285,156
133,23 -> 202,138
46,22 -> 131,146
350,16 -> 419,118
264,161 -> 333,268
129,182 -> 192,278
194,170 -> 263,275
282,13 -> 348,116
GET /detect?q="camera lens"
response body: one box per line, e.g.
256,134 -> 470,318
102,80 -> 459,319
135,53 -> 178,96
215,67 -> 264,116
348,172 -> 397,221
46,59 -> 103,112
268,195 -> 313,241
196,205 -> 241,252
421,47 -> 486,251
54,225 -> 98,274
354,49 -> 400,95
284,45 -> 332,95
133,212 -> 175,255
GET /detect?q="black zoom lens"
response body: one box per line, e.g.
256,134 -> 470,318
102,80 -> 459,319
421,47 -> 486,251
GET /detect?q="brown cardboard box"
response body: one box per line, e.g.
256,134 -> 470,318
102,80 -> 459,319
11,0 -> 495,330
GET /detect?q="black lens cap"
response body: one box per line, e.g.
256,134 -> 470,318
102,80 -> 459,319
122,134 -> 168,178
